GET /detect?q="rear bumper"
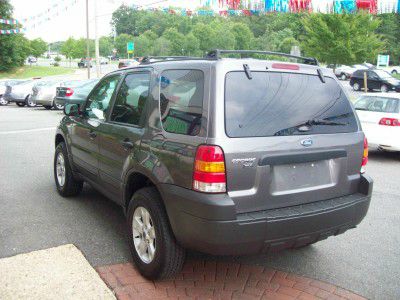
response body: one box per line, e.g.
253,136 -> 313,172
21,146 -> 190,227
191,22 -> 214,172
160,174 -> 373,255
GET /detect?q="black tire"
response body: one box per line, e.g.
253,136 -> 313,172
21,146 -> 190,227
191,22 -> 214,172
25,95 -> 36,107
54,142 -> 83,197
0,96 -> 8,106
127,187 -> 185,280
53,101 -> 64,110
44,105 -> 52,110
16,102 -> 26,107
381,84 -> 389,93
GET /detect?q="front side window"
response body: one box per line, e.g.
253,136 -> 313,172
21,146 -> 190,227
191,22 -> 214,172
110,72 -> 151,126
86,74 -> 121,120
225,71 -> 358,137
159,70 -> 204,136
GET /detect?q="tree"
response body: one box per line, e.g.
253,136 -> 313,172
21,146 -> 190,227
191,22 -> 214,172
61,37 -> 76,62
115,33 -> 134,58
162,28 -> 185,55
376,14 -> 400,65
0,0 -> 30,71
232,23 -> 254,50
99,36 -> 113,57
29,38 -> 47,58
301,13 -> 384,67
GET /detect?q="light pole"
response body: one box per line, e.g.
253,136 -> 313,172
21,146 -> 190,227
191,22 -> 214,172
94,0 -> 100,77
86,0 -> 90,79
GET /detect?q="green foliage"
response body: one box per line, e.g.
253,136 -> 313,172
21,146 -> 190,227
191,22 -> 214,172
29,38 -> 47,58
0,0 -> 30,71
99,36 -> 114,57
115,33 -> 134,58
109,6 -> 394,64
301,13 -> 384,66
61,37 -> 94,60
376,14 -> 400,65
61,37 -> 76,60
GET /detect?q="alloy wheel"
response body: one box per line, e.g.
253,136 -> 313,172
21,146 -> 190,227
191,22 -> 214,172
56,152 -> 66,187
132,206 -> 156,264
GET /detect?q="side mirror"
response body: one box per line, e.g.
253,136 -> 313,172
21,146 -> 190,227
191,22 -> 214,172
64,104 -> 80,116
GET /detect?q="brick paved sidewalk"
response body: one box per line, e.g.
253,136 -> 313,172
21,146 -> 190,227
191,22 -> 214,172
97,260 -> 366,300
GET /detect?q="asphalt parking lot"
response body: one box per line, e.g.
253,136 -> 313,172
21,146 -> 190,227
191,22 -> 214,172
0,94 -> 399,299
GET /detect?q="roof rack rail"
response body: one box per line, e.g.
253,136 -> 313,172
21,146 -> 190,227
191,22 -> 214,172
206,50 -> 319,66
140,56 -> 209,64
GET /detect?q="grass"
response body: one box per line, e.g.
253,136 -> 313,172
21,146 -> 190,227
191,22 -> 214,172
0,65 -> 76,79
393,73 -> 400,80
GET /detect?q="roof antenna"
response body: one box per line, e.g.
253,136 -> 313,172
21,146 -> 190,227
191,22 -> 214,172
243,64 -> 252,80
317,69 -> 326,83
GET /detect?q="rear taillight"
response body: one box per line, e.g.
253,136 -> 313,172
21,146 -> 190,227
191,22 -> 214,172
361,138 -> 368,173
379,118 -> 400,126
193,145 -> 226,193
65,88 -> 74,97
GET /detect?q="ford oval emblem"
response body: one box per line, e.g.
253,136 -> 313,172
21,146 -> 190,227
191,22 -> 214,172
301,139 -> 313,147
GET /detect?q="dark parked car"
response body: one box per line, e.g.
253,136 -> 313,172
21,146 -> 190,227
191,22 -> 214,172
350,69 -> 400,93
118,59 -> 138,69
54,79 -> 99,108
54,50 -> 373,280
78,58 -> 92,68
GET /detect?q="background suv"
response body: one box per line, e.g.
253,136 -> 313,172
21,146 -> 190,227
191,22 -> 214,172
54,50 -> 373,280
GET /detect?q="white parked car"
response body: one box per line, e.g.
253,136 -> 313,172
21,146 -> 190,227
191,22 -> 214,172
355,93 -> 400,152
380,66 -> 400,75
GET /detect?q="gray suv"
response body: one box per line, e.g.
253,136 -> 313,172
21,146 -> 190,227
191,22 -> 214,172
54,50 -> 373,279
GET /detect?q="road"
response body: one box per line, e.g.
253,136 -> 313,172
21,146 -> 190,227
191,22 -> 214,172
0,93 -> 399,299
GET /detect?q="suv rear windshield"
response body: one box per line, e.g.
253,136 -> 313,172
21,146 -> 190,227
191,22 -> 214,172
225,71 -> 358,137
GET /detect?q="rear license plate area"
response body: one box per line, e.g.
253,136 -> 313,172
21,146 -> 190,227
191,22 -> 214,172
271,160 -> 334,194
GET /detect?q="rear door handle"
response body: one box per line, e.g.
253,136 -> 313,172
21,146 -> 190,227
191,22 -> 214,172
89,131 -> 97,139
121,140 -> 134,150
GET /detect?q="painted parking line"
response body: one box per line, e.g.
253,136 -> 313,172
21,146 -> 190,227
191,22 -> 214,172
0,127 -> 55,135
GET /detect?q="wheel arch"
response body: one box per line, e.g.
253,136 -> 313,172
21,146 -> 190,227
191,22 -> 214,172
123,171 -> 163,212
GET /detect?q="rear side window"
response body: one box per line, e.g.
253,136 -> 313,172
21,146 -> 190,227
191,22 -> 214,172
355,96 -> 399,113
160,70 -> 204,136
225,72 -> 358,137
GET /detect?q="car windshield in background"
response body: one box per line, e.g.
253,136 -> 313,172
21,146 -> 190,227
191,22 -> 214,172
355,96 -> 399,113
77,80 -> 99,89
374,70 -> 392,79
225,72 -> 358,137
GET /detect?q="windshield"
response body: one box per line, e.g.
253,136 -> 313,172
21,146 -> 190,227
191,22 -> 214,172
374,70 -> 392,79
225,71 -> 358,137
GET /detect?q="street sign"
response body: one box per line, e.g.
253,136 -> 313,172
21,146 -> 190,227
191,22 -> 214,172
377,54 -> 390,67
127,42 -> 134,54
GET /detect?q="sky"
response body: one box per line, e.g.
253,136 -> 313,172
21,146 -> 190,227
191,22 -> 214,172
10,0 -> 203,43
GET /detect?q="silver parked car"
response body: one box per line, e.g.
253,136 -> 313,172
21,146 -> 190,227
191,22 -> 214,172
0,80 -> 8,105
1,80 -> 29,106
31,80 -> 64,110
3,79 -> 40,107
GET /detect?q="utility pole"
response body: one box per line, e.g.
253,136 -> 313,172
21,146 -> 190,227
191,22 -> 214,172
94,0 -> 100,78
86,0 -> 90,79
